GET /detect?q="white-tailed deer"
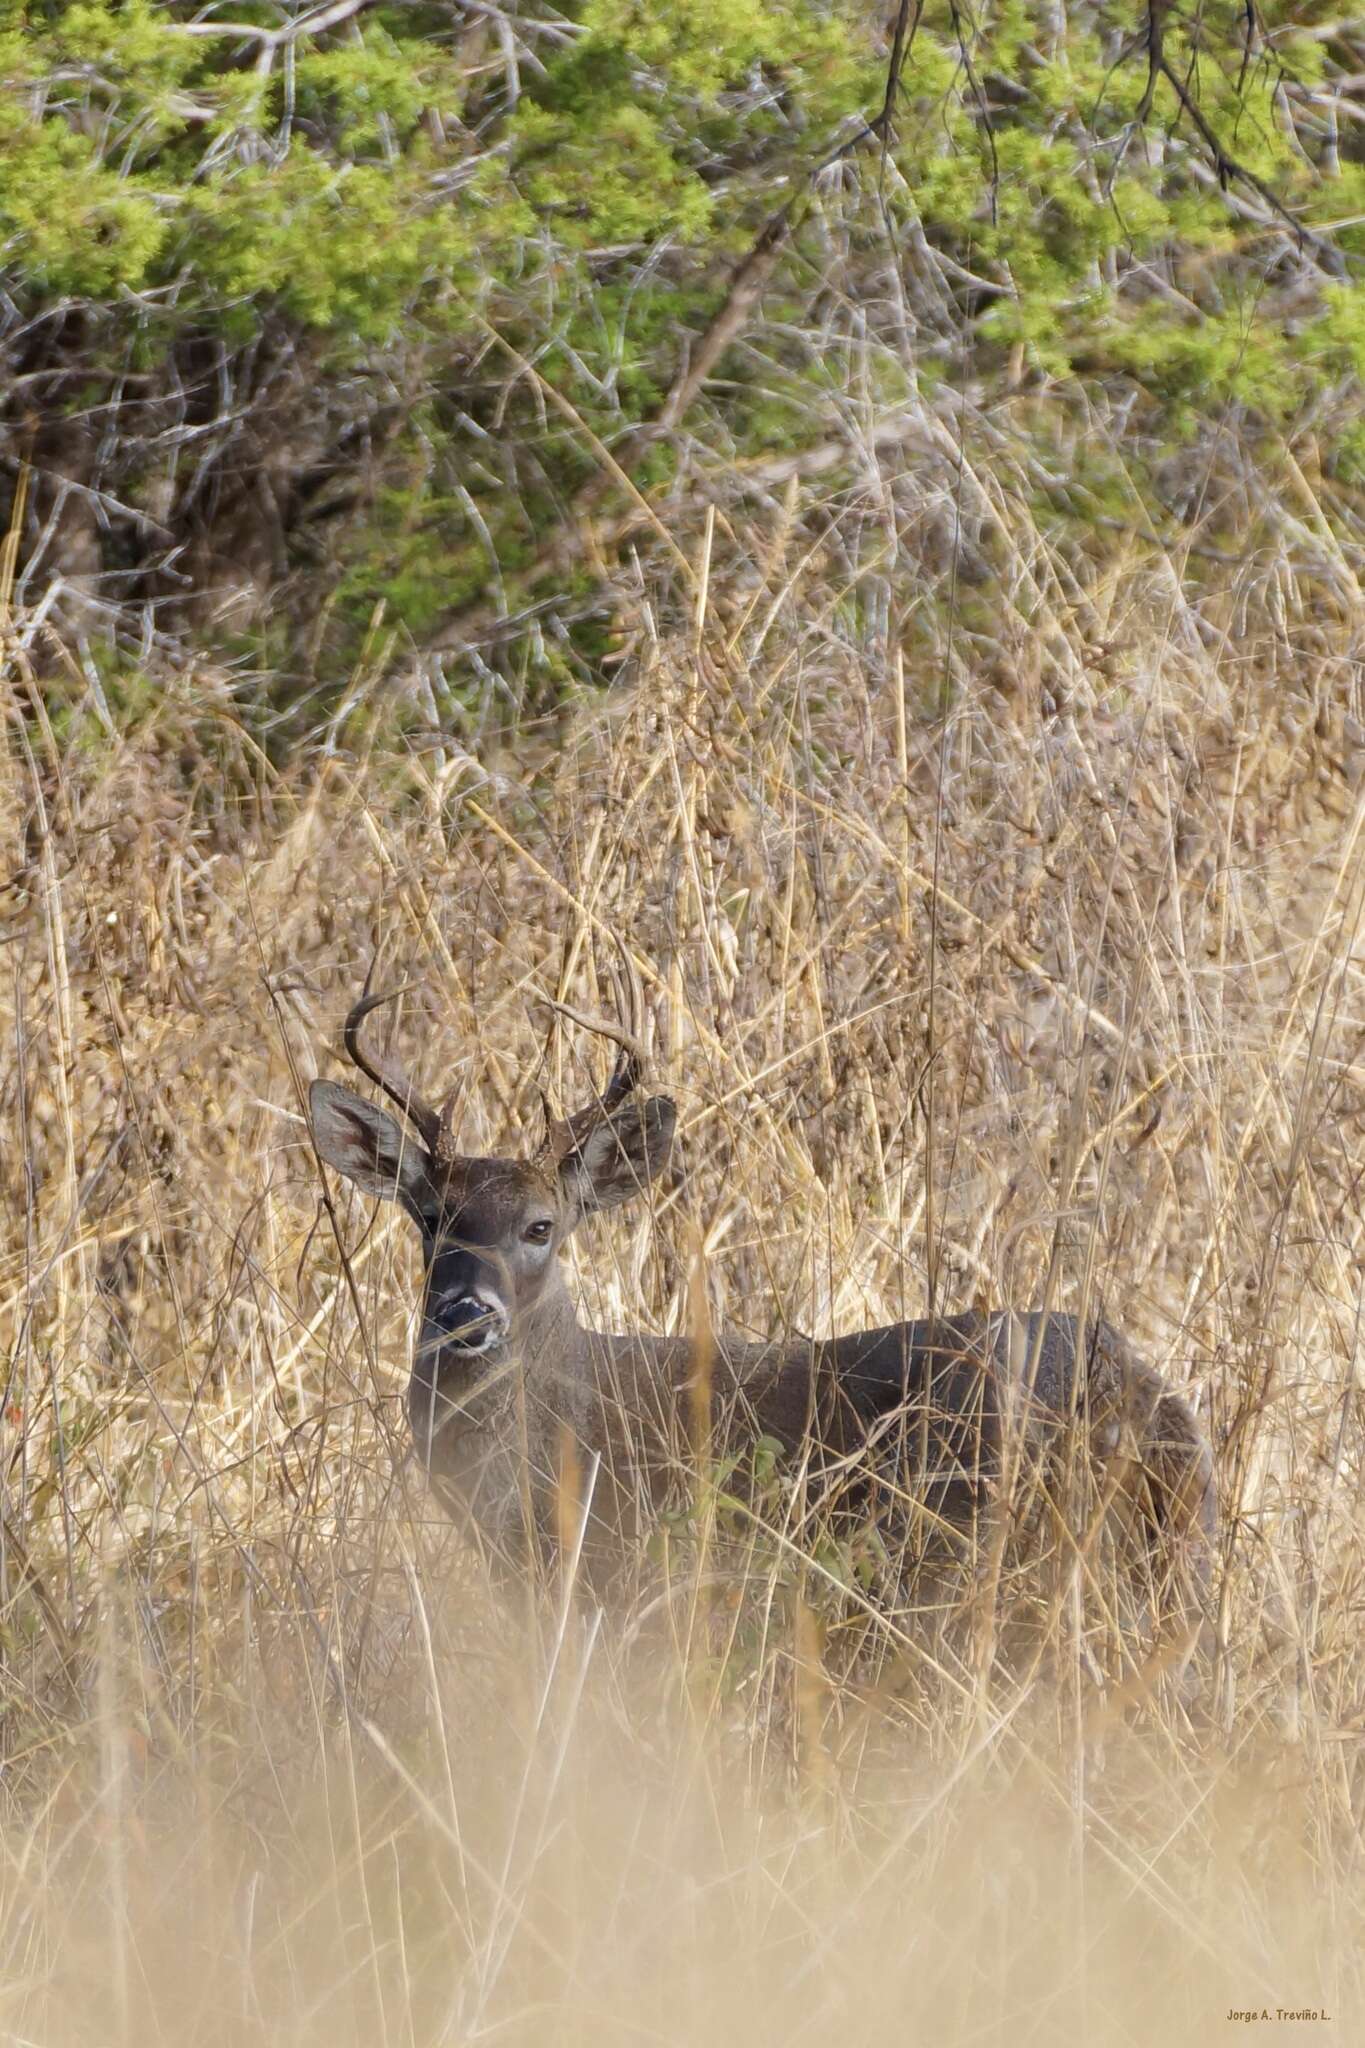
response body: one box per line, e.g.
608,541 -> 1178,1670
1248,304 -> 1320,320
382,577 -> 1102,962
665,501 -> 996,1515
310,967 -> 1215,1670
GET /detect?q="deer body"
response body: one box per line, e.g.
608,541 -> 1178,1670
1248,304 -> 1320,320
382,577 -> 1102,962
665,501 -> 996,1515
310,983 -> 1214,1640
411,1281 -> 1213,1606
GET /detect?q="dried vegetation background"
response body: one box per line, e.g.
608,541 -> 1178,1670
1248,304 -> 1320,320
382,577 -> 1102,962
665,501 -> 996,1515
3,498 -> 1365,2043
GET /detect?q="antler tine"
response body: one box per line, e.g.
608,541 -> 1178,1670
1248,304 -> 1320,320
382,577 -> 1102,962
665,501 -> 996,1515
534,933 -> 648,1155
600,955 -> 642,1110
536,987 -> 642,1073
342,984 -> 458,1161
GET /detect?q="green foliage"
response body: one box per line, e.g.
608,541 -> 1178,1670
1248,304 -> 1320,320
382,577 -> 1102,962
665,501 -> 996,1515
0,117 -> 165,294
0,0 -> 869,326
3,0 -> 1365,684
186,151 -> 493,335
296,25 -> 430,150
514,100 -> 716,245
884,1 -> 1349,410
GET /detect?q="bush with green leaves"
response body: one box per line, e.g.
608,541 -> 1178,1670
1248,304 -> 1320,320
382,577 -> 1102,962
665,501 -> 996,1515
1,1 -> 1361,711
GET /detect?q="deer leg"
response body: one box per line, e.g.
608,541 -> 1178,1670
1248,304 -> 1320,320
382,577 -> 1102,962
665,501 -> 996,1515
1132,1392 -> 1216,1700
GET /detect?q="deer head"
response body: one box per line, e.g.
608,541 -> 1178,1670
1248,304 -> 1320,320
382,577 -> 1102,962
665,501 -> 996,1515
308,958 -> 676,1460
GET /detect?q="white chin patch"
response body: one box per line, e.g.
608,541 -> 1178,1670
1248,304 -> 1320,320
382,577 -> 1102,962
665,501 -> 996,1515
453,1329 -> 504,1355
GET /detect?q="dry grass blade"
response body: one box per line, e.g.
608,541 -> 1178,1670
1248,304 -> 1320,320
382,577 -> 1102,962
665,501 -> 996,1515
0,487 -> 1362,2046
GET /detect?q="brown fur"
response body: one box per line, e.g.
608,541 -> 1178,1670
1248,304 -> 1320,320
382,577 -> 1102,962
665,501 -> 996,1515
310,1055 -> 1215,1674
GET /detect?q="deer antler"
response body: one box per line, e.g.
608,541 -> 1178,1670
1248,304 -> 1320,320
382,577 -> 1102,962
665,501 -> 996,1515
343,979 -> 459,1164
537,936 -> 646,1160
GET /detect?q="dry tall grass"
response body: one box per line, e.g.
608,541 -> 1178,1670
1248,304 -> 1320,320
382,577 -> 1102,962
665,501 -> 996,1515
2,507 -> 1364,2043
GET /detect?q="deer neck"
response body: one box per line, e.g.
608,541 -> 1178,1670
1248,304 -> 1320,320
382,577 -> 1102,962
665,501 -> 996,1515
516,1267 -> 592,1411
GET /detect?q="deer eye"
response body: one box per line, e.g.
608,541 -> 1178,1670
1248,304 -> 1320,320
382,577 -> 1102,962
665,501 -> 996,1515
523,1218 -> 554,1246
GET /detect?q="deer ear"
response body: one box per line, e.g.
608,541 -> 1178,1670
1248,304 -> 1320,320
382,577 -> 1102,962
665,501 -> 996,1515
309,1080 -> 432,1211
559,1095 -> 676,1218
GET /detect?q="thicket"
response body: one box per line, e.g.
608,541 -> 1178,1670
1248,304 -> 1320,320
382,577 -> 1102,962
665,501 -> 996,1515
3,1 -> 1365,724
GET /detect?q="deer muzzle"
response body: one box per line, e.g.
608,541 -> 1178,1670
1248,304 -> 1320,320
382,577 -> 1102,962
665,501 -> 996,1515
428,1290 -> 510,1353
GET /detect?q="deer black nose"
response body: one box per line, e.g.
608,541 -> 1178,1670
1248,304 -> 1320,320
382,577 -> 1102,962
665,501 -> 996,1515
434,1293 -> 509,1350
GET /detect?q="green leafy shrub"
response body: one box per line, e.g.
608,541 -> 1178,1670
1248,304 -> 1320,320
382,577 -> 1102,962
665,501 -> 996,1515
1,0 -> 1361,705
